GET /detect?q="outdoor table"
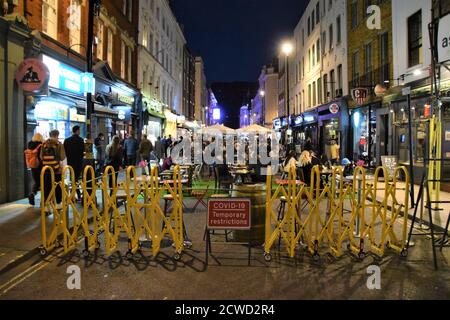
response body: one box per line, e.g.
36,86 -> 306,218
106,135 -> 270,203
345,174 -> 375,237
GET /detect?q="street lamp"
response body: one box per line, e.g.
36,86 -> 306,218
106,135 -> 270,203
259,90 -> 265,126
281,41 -> 293,151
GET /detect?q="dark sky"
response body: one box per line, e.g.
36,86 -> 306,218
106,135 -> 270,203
171,0 -> 309,83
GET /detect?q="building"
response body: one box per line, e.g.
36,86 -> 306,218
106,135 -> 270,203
207,88 -> 219,126
183,45 -> 196,121
252,64 -> 279,128
138,0 -> 186,141
347,0 -> 393,166
195,56 -> 208,124
240,105 -> 251,128
0,0 -> 141,203
389,0 -> 450,184
284,0 -> 349,157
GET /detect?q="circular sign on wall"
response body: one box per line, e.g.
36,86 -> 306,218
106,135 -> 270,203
15,58 -> 50,93
329,103 -> 340,114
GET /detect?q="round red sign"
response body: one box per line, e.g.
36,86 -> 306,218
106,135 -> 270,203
329,103 -> 340,114
15,58 -> 50,93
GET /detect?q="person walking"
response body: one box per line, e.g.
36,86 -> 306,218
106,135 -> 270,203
94,133 -> 106,176
41,130 -> 66,208
64,126 -> 85,200
154,136 -> 165,164
105,136 -> 123,195
166,134 -> 173,157
124,132 -> 138,167
25,133 -> 44,206
138,134 -> 153,164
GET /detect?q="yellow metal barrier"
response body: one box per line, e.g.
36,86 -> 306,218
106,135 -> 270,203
264,165 -> 410,262
39,165 -> 185,260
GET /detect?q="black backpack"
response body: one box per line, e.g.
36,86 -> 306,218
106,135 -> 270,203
42,143 -> 60,170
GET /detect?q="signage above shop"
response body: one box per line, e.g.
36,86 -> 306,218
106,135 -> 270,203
438,14 -> 450,63
42,55 -> 94,95
351,88 -> 369,106
15,58 -> 50,93
294,116 -> 303,126
329,103 -> 340,114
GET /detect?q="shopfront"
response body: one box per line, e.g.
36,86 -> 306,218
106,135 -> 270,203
317,99 -> 349,161
142,97 -> 165,145
350,102 -> 380,167
32,54 -> 89,141
164,109 -> 185,139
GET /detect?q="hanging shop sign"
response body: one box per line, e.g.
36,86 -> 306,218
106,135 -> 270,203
351,88 -> 369,106
294,115 -> 303,126
15,58 -> 50,93
438,14 -> 450,63
207,199 -> 251,230
273,118 -> 281,130
329,103 -> 340,114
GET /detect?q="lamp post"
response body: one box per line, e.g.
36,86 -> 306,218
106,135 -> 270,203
281,41 -> 293,151
84,0 -> 101,163
260,89 -> 265,126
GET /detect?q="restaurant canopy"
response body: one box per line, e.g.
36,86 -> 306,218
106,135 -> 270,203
236,124 -> 273,135
199,124 -> 236,135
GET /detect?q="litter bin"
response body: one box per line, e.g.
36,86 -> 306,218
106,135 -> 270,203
232,183 -> 266,245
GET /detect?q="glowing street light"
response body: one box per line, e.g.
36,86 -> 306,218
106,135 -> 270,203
281,42 -> 293,57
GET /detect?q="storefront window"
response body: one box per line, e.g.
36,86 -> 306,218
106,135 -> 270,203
322,118 -> 340,161
352,107 -> 376,166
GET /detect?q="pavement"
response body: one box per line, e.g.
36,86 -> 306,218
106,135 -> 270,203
0,185 -> 449,300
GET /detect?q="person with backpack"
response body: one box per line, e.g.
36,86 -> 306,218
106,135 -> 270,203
25,133 -> 44,206
41,130 -> 66,207
64,126 -> 85,200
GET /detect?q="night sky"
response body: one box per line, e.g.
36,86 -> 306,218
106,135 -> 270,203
171,0 -> 309,83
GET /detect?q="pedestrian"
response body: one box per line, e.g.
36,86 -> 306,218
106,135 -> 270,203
94,133 -> 106,175
139,134 -> 153,164
41,130 -> 66,208
64,126 -> 85,200
24,133 -> 44,206
166,134 -> 173,157
123,132 -> 138,167
154,136 -> 165,164
105,136 -> 123,195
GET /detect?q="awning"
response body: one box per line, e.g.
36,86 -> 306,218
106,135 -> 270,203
147,109 -> 166,119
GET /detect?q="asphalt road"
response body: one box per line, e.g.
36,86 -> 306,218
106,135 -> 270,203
0,199 -> 449,300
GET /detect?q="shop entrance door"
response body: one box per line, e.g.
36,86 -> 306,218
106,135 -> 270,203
377,112 -> 390,166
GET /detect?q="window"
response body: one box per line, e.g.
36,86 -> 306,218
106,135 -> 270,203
42,0 -> 58,39
142,25 -> 148,48
316,2 -> 320,24
316,39 -> 320,63
337,65 -> 343,95
308,17 -> 311,36
127,47 -> 132,81
68,0 -> 81,52
351,1 -> 358,29
107,29 -> 113,67
336,15 -> 342,44
312,45 -> 315,67
408,10 -> 422,67
365,42 -> 372,76
149,33 -> 154,55
302,57 -> 305,78
312,10 -> 315,31
323,75 -> 328,101
156,7 -> 160,21
97,21 -> 104,59
313,81 -> 316,106
121,41 -> 126,79
352,51 -> 359,80
322,31 -> 326,55
308,49 -> 311,71
308,84 -> 312,108
302,28 -> 305,46
127,0 -> 132,21
380,32 -> 389,81
328,0 -> 332,11
156,40 -> 160,61
329,24 -> 334,51
364,0 -> 372,16
330,69 -> 335,98
318,77 -> 322,104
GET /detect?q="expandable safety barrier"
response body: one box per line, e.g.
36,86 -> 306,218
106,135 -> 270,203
39,165 -> 184,260
264,165 -> 410,262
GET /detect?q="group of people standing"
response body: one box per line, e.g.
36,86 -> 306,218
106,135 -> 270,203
24,128 -> 181,208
